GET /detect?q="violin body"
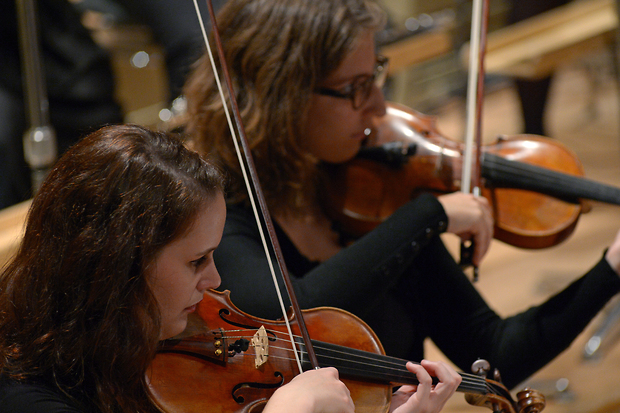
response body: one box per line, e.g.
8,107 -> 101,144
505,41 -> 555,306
324,102 -> 620,249
148,289 -> 390,413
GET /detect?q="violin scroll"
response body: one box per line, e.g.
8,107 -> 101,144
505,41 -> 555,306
464,379 -> 545,413
463,359 -> 545,413
516,388 -> 546,413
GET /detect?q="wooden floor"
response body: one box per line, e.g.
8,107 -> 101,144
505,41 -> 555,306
425,54 -> 620,412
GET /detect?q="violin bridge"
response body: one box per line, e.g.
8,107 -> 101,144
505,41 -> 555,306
252,325 -> 269,368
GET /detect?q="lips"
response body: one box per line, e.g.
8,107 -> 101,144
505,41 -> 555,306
185,300 -> 201,313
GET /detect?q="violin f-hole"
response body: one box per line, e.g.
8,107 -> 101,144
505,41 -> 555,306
232,372 -> 285,403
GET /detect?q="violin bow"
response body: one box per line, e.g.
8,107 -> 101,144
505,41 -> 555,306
460,0 -> 489,281
191,0 -> 320,372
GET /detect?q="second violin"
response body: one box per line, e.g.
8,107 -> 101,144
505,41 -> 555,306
324,102 -> 620,249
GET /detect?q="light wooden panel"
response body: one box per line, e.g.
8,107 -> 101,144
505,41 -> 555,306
462,0 -> 618,79
0,200 -> 30,269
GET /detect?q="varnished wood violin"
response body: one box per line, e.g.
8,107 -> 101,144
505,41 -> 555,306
323,102 -> 620,249
148,289 -> 546,413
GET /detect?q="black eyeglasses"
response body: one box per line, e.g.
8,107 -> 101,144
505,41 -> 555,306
314,55 -> 389,110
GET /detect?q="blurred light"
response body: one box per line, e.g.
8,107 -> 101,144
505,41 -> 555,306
171,96 -> 187,113
131,51 -> 150,68
159,108 -> 173,122
418,13 -> 433,28
555,378 -> 569,393
405,18 -> 420,31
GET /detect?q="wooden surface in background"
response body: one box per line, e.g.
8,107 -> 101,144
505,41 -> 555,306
0,200 -> 29,269
381,29 -> 453,75
462,0 -> 617,79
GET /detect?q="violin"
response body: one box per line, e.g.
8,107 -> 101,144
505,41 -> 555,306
148,289 -> 545,413
323,101 -> 620,249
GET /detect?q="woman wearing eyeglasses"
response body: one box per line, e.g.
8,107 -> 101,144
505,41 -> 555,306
184,0 -> 620,391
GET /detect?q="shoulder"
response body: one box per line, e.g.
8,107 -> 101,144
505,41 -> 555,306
0,379 -> 84,413
224,203 -> 259,233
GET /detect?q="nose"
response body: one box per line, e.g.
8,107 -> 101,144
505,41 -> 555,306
197,265 -> 221,292
363,84 -> 387,117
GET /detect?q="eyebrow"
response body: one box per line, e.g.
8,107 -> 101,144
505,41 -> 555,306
324,73 -> 372,89
194,246 -> 217,257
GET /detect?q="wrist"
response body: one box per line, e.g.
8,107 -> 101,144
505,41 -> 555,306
263,385 -> 315,413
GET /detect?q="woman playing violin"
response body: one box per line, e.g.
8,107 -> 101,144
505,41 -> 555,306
183,0 -> 620,390
0,124 -> 460,413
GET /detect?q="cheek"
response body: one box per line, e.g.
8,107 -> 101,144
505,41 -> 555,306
152,276 -> 192,339
149,269 -> 188,313
303,106 -> 360,163
306,130 -> 361,163
151,279 -> 177,316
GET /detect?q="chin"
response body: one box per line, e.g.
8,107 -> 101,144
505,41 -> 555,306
326,146 -> 361,164
339,150 -> 361,163
160,320 -> 188,340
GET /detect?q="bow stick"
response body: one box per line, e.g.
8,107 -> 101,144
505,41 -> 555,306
460,0 -> 490,281
192,0 -> 320,372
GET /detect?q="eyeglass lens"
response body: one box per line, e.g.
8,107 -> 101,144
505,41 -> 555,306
353,57 -> 388,109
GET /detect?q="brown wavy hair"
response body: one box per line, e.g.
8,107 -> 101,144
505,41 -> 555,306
184,0 -> 385,216
0,124 -> 225,412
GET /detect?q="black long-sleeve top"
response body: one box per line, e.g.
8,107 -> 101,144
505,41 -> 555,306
0,379 -> 82,412
214,193 -> 620,389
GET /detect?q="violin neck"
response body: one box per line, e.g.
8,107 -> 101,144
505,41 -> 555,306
302,339 -> 492,397
482,153 -> 620,205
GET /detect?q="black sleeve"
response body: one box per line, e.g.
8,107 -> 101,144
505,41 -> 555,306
0,380 -> 83,413
486,257 -> 620,387
215,193 -> 449,319
406,235 -> 620,389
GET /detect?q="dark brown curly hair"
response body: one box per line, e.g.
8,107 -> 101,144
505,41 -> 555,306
184,0 -> 385,216
0,124 -> 225,412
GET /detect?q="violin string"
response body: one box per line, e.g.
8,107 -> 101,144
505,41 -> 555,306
210,329 -> 493,394
222,328 -> 451,372
483,152 -> 617,203
238,344 -> 491,394
487,154 -> 567,189
226,345 -> 490,394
